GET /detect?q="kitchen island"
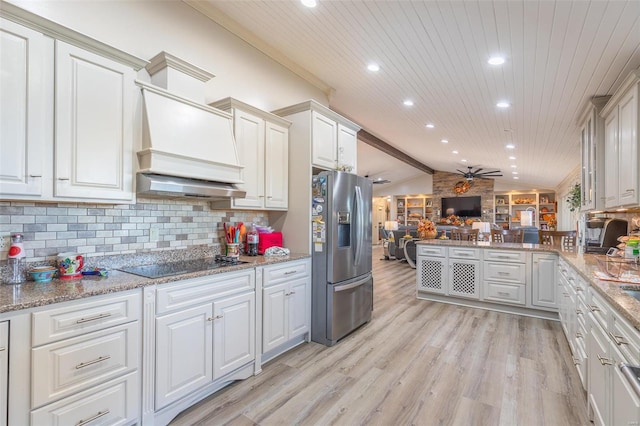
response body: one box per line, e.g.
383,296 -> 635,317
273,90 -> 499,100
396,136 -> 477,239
414,239 -> 640,331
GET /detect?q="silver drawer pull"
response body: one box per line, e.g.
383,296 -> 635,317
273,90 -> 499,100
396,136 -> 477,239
284,270 -> 297,275
597,354 -> 613,366
609,332 -> 628,346
58,177 -> 70,181
0,347 -> 5,352
75,355 -> 110,369
576,309 -> 583,315
76,410 -> 110,426
572,357 -> 581,366
575,331 -> 583,339
497,291 -> 510,296
497,272 -> 509,276
588,304 -> 601,312
575,287 -> 584,292
76,313 -> 112,324
29,174 -> 42,178
207,315 -> 223,321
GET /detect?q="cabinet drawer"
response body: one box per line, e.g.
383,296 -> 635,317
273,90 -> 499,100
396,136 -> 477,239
31,372 -> 138,426
611,313 -> 640,365
263,259 -> 310,286
417,245 -> 446,257
448,247 -> 480,259
483,250 -> 527,263
588,288 -> 612,331
483,281 -> 526,305
32,290 -> 141,346
32,322 -> 138,408
483,262 -> 526,283
156,269 -> 255,315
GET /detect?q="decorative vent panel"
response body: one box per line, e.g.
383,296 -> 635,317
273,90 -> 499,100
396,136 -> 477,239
419,259 -> 443,291
451,262 -> 476,295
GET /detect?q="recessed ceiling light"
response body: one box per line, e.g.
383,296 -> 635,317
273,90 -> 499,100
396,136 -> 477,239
461,159 -> 468,162
506,144 -> 515,149
452,150 -> 459,154
301,0 -> 317,7
509,156 -> 516,160
513,176 -> 519,180
512,171 -> 518,175
496,101 -> 511,108
511,165 -> 517,168
488,56 -> 506,65
367,63 -> 380,72
426,123 -> 435,129
441,139 -> 448,143
403,100 -> 414,107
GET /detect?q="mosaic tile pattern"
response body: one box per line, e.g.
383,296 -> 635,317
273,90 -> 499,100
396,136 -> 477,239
0,198 -> 268,262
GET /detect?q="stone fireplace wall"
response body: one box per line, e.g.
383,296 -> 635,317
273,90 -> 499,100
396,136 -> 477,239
432,171 -> 495,222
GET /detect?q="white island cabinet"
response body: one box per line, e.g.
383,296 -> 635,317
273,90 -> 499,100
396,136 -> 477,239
602,69 -> 640,208
210,98 -> 291,211
416,242 -> 558,319
0,5 -> 146,203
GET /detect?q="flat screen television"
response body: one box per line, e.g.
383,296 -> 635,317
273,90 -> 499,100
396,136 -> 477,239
441,196 -> 481,217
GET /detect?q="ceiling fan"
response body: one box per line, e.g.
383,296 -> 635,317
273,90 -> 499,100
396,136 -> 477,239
364,174 -> 391,184
456,166 -> 503,181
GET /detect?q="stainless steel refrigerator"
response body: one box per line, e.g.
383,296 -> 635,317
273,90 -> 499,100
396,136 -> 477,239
311,170 -> 373,346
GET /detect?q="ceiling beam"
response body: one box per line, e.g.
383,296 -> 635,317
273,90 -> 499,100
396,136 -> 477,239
357,129 -> 434,175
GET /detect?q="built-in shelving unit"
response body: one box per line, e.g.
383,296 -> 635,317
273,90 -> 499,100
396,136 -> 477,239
394,195 -> 433,226
494,192 -> 556,229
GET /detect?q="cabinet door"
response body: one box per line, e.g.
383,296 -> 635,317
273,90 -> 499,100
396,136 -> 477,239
448,259 -> 480,299
612,356 -> 640,426
337,123 -> 357,173
262,283 -> 288,353
288,277 -> 310,339
416,257 -> 447,295
604,109 -> 620,208
587,320 -> 610,426
232,109 -> 265,208
213,292 -> 255,379
155,304 -> 213,409
311,111 -> 337,170
618,87 -> 638,206
55,41 -> 135,201
0,19 -> 53,197
0,322 -> 7,426
531,253 -> 558,309
264,121 -> 289,209
581,117 -> 593,210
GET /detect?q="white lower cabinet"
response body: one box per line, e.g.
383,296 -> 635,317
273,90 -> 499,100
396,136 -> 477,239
0,322 -> 7,426
531,253 -> 558,310
27,290 -> 142,425
152,270 -> 256,412
417,246 -> 480,300
586,287 -> 640,426
261,259 -> 311,360
155,304 -> 213,409
482,250 -> 527,306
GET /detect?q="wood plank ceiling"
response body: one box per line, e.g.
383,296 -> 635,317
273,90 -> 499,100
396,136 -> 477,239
191,0 -> 640,189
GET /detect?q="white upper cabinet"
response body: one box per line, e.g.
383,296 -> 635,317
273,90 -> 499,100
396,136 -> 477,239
55,41 -> 137,201
0,6 -> 146,203
273,100 -> 361,173
0,18 -> 53,197
602,70 -> 640,208
578,96 -> 609,211
210,98 -> 291,211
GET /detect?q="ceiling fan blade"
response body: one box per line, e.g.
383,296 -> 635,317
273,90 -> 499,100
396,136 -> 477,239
456,169 -> 467,174
472,168 -> 484,174
478,171 -> 501,175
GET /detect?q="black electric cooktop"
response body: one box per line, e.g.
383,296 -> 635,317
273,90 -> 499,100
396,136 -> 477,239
118,255 -> 248,279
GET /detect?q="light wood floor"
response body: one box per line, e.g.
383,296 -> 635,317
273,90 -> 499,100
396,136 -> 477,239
171,246 -> 590,426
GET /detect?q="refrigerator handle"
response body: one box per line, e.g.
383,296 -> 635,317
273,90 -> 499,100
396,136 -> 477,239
354,185 -> 364,266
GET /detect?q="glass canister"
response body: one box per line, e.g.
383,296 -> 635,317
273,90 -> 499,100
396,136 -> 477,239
5,233 -> 26,284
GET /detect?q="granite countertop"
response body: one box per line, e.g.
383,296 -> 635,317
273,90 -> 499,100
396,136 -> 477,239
416,239 -> 640,331
0,253 -> 310,314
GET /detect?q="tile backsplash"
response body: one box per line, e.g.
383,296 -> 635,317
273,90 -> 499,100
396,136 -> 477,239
0,198 -> 268,262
